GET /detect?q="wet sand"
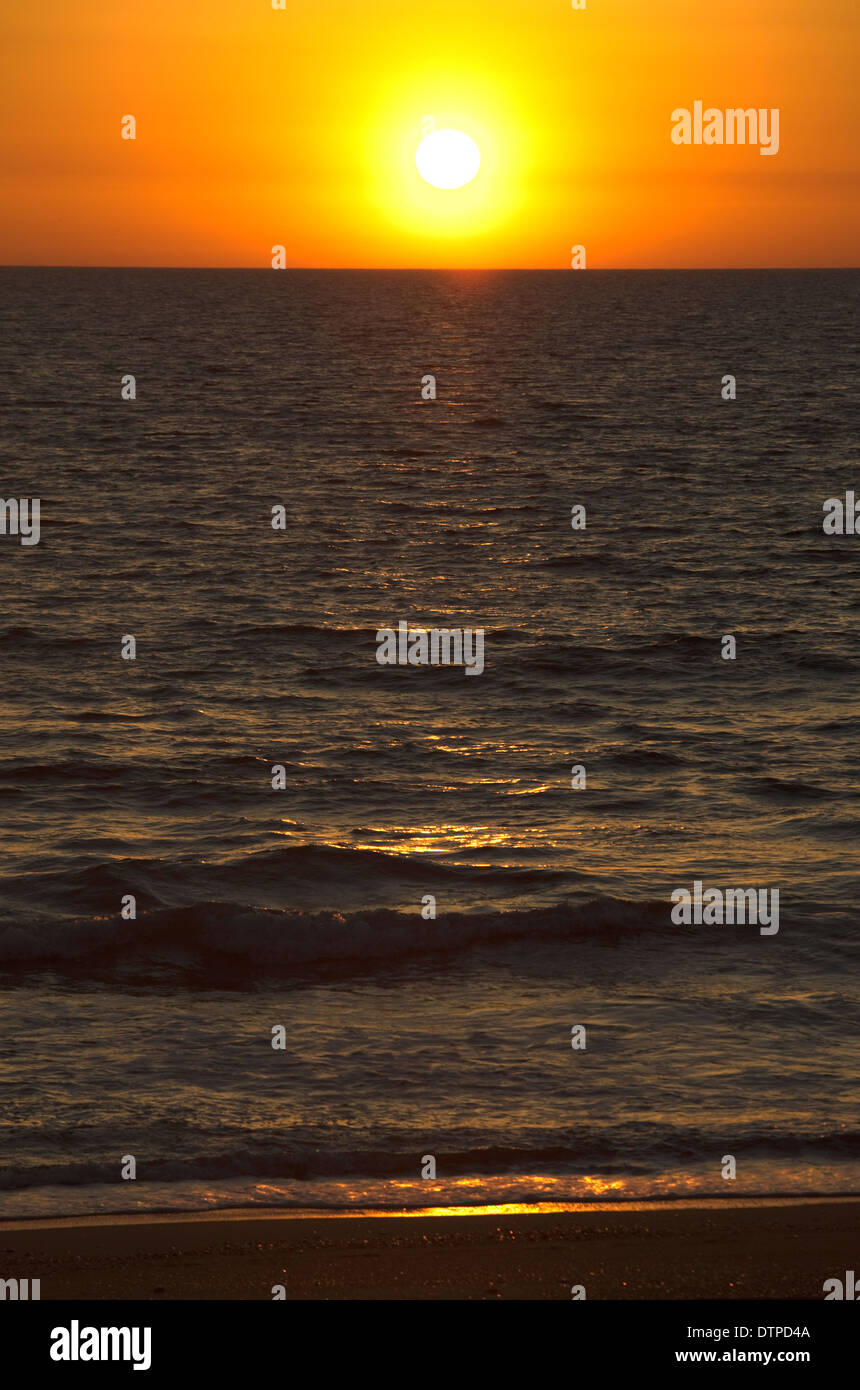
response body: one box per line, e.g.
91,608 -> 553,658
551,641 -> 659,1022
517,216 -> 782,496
1,1199 -> 856,1300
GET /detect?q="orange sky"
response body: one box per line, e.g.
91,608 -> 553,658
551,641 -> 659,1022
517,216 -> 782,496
1,0 -> 857,267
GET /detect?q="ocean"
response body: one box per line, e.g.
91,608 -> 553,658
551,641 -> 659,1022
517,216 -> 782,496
0,268 -> 857,1219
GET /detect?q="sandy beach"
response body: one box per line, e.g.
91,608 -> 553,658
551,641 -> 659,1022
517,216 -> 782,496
1,1199 -> 855,1300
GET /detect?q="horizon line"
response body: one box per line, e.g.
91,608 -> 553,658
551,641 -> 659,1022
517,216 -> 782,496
1,264 -> 858,273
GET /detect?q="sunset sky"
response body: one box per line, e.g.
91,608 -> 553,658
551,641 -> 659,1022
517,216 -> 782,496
1,0 -> 857,268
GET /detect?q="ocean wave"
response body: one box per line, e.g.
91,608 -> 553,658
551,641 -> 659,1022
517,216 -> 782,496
741,775 -> 842,803
0,893 -> 669,976
3,1128 -> 857,1192
3,843 -> 572,912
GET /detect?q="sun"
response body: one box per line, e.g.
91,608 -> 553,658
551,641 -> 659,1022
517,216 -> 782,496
416,129 -> 481,190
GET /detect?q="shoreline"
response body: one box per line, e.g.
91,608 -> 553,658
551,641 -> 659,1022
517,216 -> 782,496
2,1191 -> 858,1234
2,1199 -> 855,1299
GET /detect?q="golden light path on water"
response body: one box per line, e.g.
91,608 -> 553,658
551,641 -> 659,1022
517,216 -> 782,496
230,1167 -> 854,1220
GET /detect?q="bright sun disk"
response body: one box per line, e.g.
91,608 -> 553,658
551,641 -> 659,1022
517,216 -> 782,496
416,129 -> 481,190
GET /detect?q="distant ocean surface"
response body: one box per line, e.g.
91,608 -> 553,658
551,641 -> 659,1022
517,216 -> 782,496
0,268 -> 857,1219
